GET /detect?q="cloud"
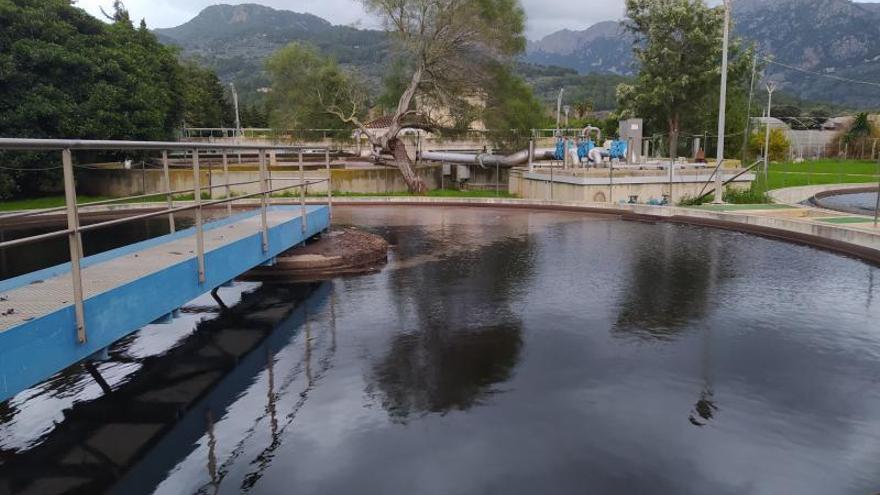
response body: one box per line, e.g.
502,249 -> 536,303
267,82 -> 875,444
73,0 -> 627,39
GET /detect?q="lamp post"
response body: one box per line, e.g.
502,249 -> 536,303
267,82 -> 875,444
230,83 -> 243,164
712,0 -> 732,204
762,82 -> 777,188
555,88 -> 565,135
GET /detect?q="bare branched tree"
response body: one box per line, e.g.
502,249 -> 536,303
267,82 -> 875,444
344,0 -> 527,193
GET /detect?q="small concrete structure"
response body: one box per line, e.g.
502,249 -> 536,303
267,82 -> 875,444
509,166 -> 754,204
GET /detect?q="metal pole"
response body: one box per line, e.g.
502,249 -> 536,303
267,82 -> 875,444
528,139 -> 535,173
763,83 -> 776,188
609,161 -> 614,202
223,152 -> 232,217
258,149 -> 269,252
550,163 -> 554,201
555,89 -> 565,135
742,52 -> 758,165
326,148 -> 332,224
162,150 -> 175,233
62,149 -> 87,344
712,0 -> 731,204
192,150 -> 206,284
874,159 -> 880,228
231,83 -> 242,139
299,151 -> 307,234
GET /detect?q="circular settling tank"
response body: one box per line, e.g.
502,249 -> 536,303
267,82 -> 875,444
815,190 -> 880,216
3,205 -> 880,495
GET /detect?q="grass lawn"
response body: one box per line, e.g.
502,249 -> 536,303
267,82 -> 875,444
760,159 -> 880,190
684,159 -> 880,206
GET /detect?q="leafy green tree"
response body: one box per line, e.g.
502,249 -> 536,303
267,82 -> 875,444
482,65 -> 546,149
617,0 -> 754,161
240,104 -> 269,128
376,57 -> 412,114
846,112 -> 872,143
748,126 -> 790,162
0,0 -> 227,199
265,43 -> 359,131
180,62 -> 234,128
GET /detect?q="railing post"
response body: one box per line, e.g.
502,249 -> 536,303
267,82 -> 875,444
223,151 -> 232,217
62,149 -> 87,343
874,159 -> 880,228
192,150 -> 206,284
299,151 -> 307,234
163,151 -> 175,233
325,148 -> 332,224
527,139 -> 535,173
258,149 -> 269,252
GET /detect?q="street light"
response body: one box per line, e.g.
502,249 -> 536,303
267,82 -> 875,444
230,82 -> 242,139
762,81 -> 777,187
712,0 -> 732,204
555,88 -> 565,135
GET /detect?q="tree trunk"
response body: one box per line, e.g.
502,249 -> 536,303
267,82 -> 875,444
388,138 -> 427,194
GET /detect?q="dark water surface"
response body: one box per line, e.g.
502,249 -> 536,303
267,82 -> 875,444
4,206 -> 880,494
817,191 -> 879,216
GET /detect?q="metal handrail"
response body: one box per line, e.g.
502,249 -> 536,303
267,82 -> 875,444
0,139 -> 336,345
0,178 -> 273,220
0,179 -> 330,250
0,138 -> 311,151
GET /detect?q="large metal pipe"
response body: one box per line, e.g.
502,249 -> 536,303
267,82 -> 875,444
420,148 -> 556,168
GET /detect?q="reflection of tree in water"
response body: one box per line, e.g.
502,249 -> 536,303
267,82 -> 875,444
611,226 -> 729,427
689,389 -> 719,427
370,322 -> 522,421
613,227 -> 729,341
367,227 -> 537,421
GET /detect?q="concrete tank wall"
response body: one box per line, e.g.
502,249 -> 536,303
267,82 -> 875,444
329,166 -> 441,194
77,164 -> 442,197
509,168 -> 753,204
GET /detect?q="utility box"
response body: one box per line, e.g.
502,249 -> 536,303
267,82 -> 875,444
618,119 -> 643,163
442,163 -> 452,176
456,164 -> 471,182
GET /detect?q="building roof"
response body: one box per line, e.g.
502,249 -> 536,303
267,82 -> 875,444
751,116 -> 788,127
365,116 -> 395,129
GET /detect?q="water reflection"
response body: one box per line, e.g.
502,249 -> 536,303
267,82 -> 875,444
613,227 -> 729,340
370,323 -> 523,421
366,233 -> 535,421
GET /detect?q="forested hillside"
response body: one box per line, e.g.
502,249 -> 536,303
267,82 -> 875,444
0,0 -> 233,198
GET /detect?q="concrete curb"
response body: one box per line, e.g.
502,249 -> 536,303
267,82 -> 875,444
768,183 -> 877,206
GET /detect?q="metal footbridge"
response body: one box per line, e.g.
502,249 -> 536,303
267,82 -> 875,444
0,138 -> 332,403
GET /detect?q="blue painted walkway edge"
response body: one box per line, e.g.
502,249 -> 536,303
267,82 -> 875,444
0,205 -> 330,404
0,208 -> 265,293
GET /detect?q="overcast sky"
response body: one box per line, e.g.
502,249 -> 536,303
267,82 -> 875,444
73,0 -> 628,39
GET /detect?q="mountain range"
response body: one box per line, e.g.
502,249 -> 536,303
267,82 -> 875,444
155,1 -> 880,109
525,0 -> 880,107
